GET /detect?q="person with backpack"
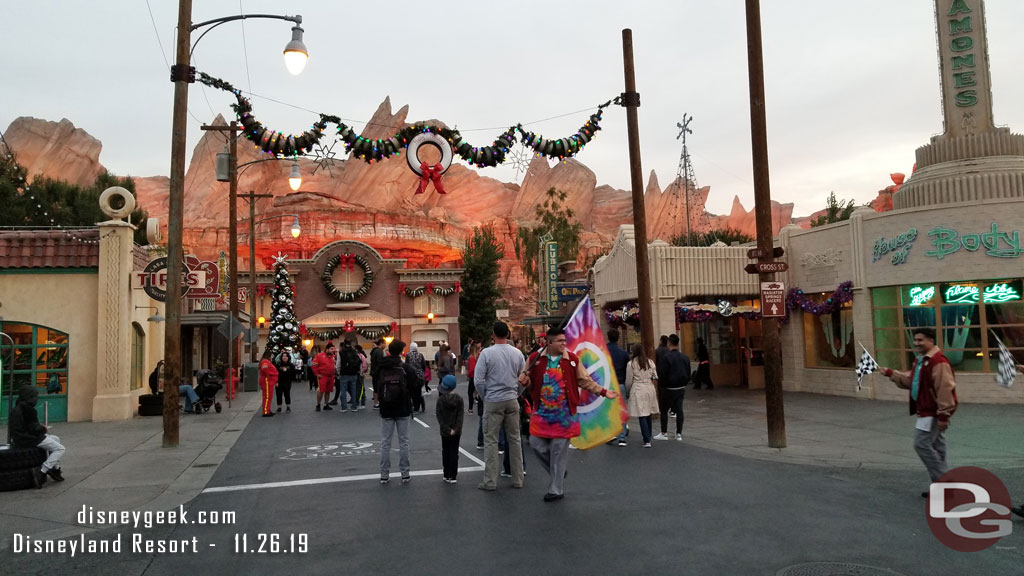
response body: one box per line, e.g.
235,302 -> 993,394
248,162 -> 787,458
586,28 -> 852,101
435,374 -> 465,483
654,334 -> 691,440
377,339 -> 419,484
370,339 -> 386,409
406,342 -> 427,413
9,385 -> 66,487
336,339 -> 363,412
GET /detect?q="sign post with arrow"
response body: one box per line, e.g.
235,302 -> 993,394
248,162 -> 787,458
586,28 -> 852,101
760,281 -> 786,318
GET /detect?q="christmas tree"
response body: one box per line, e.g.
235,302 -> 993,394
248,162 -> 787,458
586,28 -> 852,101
267,253 -> 300,356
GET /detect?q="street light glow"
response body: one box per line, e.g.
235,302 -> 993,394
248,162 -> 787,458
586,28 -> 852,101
288,161 -> 302,191
283,24 -> 308,75
290,216 -> 301,238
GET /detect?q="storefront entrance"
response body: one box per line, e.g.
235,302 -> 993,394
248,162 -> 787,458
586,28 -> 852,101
0,321 -> 69,423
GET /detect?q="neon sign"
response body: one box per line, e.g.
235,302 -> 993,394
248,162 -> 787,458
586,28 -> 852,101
925,223 -> 1022,260
942,282 -> 1021,304
873,228 -> 918,265
908,286 -> 936,306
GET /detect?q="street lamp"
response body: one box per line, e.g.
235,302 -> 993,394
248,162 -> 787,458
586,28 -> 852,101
427,312 -> 435,324
135,305 -> 166,323
288,161 -> 302,191
247,212 -> 302,362
165,5 -> 309,447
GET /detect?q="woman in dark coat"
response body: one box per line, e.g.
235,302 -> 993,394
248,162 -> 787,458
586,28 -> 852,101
275,351 -> 296,412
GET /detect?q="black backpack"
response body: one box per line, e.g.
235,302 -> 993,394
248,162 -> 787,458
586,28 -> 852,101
379,364 -> 407,404
340,347 -> 361,375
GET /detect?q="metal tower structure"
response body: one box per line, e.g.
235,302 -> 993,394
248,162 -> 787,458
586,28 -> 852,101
670,114 -> 700,245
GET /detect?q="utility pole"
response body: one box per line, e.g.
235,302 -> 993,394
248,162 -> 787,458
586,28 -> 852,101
744,0 -> 786,448
620,29 -> 655,358
164,0 -> 194,448
201,122 -> 242,404
241,191 -> 273,362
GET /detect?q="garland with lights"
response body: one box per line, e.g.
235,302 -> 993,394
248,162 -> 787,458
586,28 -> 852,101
321,253 -> 374,302
305,324 -> 393,342
784,281 -> 854,323
675,303 -> 762,323
197,72 -> 610,167
397,282 -> 460,297
604,302 -> 641,329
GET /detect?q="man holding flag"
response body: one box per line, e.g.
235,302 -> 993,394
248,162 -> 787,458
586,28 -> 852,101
519,326 -> 620,502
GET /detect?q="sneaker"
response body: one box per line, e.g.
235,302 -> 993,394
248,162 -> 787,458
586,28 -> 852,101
500,472 -> 513,478
373,404 -> 380,410
31,468 -> 47,489
921,491 -> 929,498
477,483 -> 497,491
323,405 -> 333,411
643,442 -> 652,448
380,478 -> 389,485
568,444 -> 578,450
328,400 -> 338,406
449,478 -> 458,484
543,493 -> 564,502
46,467 -> 64,482
669,411 -> 676,417
315,405 -> 321,411
468,409 -> 473,414
276,407 -> 282,413
262,412 -> 275,417
653,433 -> 669,440
286,406 -> 291,412
675,433 -> 683,441
618,440 -> 627,447
476,444 -> 484,451
341,408 -> 348,413
499,450 -> 505,455
401,476 -> 412,484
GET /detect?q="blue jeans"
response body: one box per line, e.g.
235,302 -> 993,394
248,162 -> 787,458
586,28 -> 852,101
179,385 -> 200,413
380,417 -> 411,479
339,374 -> 359,410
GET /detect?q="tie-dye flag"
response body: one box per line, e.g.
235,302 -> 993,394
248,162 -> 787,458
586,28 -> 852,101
564,295 -> 629,449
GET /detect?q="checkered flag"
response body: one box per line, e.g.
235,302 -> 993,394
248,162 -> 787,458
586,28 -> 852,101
992,333 -> 1018,388
854,345 -> 879,391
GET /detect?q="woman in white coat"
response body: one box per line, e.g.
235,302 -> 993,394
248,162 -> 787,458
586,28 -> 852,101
625,343 -> 659,447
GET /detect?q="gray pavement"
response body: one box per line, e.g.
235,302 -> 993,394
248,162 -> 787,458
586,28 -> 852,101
3,379 -> 1024,574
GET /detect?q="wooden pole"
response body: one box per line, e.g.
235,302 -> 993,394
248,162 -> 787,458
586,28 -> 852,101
163,0 -> 193,448
744,0 -> 786,448
241,191 -> 273,363
621,29 -> 655,358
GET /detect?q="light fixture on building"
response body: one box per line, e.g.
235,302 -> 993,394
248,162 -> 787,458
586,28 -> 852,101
427,312 -> 434,324
135,305 -> 165,323
258,316 -> 266,327
384,335 -> 394,345
288,161 -> 302,191
290,216 -> 301,238
303,338 -> 312,348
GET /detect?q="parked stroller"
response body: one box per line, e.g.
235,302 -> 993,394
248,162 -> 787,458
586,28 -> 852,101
193,370 -> 224,414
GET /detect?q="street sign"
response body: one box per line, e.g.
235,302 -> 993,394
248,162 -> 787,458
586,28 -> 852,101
760,281 -> 786,317
747,247 -> 785,259
217,316 -> 246,341
745,261 -> 789,274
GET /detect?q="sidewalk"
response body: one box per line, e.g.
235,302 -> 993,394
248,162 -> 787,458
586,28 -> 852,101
0,390 -> 261,550
3,384 -> 1023,549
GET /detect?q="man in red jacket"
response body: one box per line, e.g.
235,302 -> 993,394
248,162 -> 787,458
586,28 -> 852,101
258,349 -> 279,417
880,327 -> 957,497
312,343 -> 337,412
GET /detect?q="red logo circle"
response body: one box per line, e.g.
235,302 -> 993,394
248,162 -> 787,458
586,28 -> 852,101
926,466 -> 1012,552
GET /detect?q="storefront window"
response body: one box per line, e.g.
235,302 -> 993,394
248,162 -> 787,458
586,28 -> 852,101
872,279 -> 1024,372
0,322 -> 69,396
803,297 -> 855,369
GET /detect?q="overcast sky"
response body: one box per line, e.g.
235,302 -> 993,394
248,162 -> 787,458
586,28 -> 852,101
2,0 -> 1023,216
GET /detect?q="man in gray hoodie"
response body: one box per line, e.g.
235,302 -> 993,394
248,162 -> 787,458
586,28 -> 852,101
9,385 -> 66,487
474,321 -> 526,491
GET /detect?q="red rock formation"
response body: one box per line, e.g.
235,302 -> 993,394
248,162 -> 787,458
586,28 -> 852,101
4,117 -> 104,188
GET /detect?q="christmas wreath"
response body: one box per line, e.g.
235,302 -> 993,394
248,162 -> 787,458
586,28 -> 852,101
321,253 -> 374,302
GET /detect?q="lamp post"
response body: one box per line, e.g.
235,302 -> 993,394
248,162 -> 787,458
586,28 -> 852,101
164,3 -> 308,447
244,210 -> 301,362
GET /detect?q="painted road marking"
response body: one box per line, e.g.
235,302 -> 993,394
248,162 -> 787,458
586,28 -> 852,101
414,417 -> 430,428
202,464 -> 485,494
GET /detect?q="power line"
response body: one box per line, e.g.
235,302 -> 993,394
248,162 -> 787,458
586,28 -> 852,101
238,0 -> 254,96
144,0 -> 205,124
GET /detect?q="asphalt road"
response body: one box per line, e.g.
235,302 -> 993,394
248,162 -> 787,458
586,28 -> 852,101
3,386 -> 1023,575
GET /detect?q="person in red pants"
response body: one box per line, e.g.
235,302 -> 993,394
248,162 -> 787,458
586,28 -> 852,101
259,349 -> 279,417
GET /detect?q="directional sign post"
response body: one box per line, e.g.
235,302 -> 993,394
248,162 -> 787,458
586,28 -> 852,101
760,281 -> 786,318
745,261 -> 789,274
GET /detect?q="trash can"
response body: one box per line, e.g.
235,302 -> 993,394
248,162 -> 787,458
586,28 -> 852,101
243,362 -> 260,392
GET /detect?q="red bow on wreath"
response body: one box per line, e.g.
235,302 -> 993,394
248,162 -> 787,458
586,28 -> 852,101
454,281 -> 461,293
425,283 -> 435,294
397,283 -> 406,295
344,320 -> 355,332
341,253 -> 356,271
299,323 -> 308,337
390,321 -> 397,333
416,162 -> 446,195
256,285 -> 268,297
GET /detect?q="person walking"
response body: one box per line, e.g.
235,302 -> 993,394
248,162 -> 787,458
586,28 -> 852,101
654,334 -> 690,440
692,337 -> 714,390
9,385 -> 66,487
356,345 -> 368,408
306,345 -> 320,391
274,350 -> 296,413
258,349 -> 278,418
336,340 -> 362,413
370,339 -> 386,409
625,343 -> 659,447
436,343 -> 455,395
475,321 -> 526,492
312,343 -> 337,411
377,340 -> 419,485
606,328 -> 630,446
467,342 -> 481,415
880,327 -> 959,497
435,374 -> 465,484
406,342 -> 427,413
519,327 -> 619,502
